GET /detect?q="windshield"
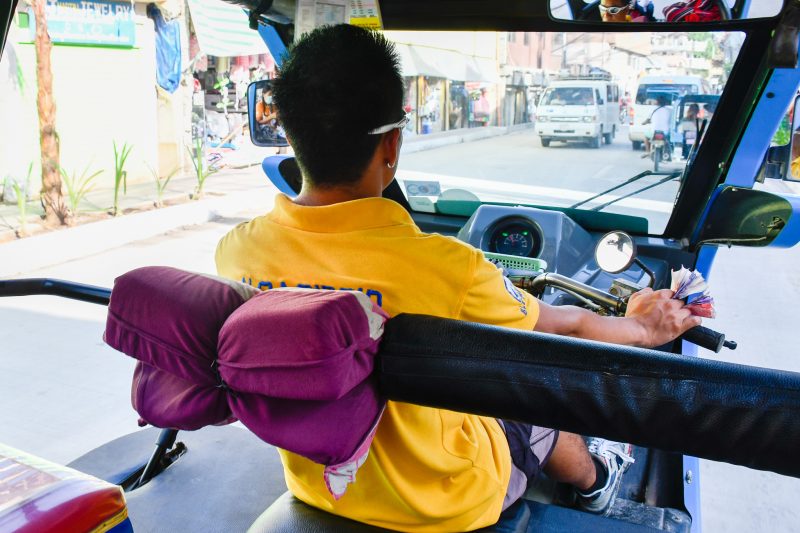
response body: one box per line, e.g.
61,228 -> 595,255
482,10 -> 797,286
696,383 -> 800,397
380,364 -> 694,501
636,84 -> 696,105
541,87 -> 595,106
0,24 -> 743,238
387,31 -> 744,234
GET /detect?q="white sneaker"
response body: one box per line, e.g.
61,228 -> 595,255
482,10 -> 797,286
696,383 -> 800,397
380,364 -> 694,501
576,439 -> 635,516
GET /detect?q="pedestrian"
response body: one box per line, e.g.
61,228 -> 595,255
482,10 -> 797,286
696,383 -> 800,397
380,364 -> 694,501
679,103 -> 700,160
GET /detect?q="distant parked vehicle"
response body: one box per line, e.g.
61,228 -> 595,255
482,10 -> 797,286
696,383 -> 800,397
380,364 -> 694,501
535,73 -> 620,149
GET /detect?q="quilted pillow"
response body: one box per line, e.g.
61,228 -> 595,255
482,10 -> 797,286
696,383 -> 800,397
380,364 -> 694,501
105,267 -> 258,428
104,268 -> 389,498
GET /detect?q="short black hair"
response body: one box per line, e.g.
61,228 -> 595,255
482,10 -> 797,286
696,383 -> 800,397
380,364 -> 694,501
272,24 -> 404,187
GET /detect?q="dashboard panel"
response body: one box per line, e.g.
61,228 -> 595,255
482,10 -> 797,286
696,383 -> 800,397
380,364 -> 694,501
457,205 -> 673,305
458,205 -> 595,278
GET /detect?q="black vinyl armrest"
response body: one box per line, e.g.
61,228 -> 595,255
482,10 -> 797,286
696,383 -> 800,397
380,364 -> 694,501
378,314 -> 800,478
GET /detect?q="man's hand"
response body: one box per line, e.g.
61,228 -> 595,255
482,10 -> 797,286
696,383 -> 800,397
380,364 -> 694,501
624,288 -> 702,347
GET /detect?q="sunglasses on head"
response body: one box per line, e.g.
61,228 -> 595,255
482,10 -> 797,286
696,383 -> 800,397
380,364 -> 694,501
599,3 -> 631,15
368,114 -> 410,135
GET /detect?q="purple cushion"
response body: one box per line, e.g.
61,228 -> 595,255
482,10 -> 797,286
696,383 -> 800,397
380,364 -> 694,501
219,289 -> 388,465
105,267 -> 257,429
104,268 -> 388,470
105,267 -> 257,386
218,289 -> 386,401
230,378 -> 383,465
131,362 -> 233,430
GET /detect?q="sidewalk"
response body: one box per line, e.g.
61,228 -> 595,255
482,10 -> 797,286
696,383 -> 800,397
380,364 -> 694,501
0,124 -> 527,277
0,124 -> 523,235
0,164 -> 280,278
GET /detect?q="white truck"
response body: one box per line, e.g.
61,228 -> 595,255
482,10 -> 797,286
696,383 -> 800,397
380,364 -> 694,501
535,75 -> 620,149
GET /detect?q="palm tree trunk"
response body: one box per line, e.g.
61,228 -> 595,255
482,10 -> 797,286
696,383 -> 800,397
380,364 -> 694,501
32,0 -> 66,226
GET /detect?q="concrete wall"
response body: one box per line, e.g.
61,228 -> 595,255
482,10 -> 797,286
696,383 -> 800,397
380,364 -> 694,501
0,7 -> 159,199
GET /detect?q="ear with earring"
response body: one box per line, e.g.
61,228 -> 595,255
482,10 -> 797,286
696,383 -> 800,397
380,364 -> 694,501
386,160 -> 396,169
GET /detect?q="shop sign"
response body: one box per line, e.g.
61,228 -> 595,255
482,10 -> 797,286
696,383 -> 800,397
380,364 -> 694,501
29,0 -> 136,48
295,0 -> 382,37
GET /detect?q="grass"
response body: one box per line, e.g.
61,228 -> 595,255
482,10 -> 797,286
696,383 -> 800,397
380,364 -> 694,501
112,141 -> 133,216
11,162 -> 34,235
147,163 -> 181,208
60,164 -> 102,218
187,138 -> 218,198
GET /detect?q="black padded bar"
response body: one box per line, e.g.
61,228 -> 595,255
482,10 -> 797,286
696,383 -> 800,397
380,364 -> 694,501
378,314 -> 800,478
0,278 -> 111,305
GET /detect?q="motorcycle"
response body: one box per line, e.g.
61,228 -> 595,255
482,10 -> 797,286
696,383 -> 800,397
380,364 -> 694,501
651,131 -> 672,172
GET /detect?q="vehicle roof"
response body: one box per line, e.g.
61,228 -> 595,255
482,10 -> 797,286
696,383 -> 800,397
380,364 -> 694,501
637,74 -> 707,84
547,79 -> 615,87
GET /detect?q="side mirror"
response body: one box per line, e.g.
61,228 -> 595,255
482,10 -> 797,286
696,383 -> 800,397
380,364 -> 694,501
595,231 -> 656,287
694,186 -> 793,248
248,79 -> 290,148
595,231 -> 636,274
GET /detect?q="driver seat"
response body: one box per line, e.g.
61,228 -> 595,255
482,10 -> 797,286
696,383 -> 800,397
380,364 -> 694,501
247,491 -> 661,533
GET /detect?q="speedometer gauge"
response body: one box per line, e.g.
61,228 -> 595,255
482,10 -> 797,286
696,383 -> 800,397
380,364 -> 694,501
489,221 -> 542,257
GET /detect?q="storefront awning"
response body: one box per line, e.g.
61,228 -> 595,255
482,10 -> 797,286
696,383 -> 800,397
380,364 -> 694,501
465,56 -> 499,84
187,0 -> 268,57
397,44 -> 499,83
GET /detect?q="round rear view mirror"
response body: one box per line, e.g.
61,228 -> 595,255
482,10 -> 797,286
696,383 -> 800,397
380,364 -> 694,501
595,231 -> 637,274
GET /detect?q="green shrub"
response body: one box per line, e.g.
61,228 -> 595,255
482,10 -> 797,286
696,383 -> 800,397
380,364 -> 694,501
112,141 -> 133,216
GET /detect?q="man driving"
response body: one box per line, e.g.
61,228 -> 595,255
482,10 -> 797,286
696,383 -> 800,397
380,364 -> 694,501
216,25 -> 700,532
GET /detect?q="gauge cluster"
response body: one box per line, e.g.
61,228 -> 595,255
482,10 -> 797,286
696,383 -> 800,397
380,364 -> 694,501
488,219 -> 542,257
458,205 -> 595,278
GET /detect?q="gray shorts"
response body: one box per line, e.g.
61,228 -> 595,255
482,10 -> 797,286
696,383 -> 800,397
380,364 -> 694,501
498,420 -> 559,510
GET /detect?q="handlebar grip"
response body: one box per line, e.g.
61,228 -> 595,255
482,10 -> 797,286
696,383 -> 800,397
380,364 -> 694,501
681,325 -> 734,353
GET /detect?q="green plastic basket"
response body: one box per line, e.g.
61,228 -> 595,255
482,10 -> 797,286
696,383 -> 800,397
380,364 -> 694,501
483,252 -> 547,274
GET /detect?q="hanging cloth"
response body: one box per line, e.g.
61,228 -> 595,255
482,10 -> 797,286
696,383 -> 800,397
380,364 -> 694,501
147,4 -> 183,94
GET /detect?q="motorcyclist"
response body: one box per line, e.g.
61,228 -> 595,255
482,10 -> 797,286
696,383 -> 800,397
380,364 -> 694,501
642,94 -> 673,159
216,24 -> 701,532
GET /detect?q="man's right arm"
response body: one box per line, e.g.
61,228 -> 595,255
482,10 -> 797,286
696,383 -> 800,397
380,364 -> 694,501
533,288 -> 700,348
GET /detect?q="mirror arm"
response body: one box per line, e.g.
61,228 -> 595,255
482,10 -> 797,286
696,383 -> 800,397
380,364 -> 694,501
247,0 -> 274,29
768,0 -> 800,68
633,258 -> 656,288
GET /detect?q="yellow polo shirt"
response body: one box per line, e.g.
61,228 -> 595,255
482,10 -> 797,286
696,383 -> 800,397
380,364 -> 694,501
215,194 -> 539,532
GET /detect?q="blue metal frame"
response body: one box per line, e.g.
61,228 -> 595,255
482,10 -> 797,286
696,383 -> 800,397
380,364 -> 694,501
683,46 -> 800,532
262,155 -> 298,197
257,22 -> 288,68
723,69 -> 800,188
681,244 -> 717,533
690,67 -> 800,250
739,0 -> 753,18
247,81 -> 259,145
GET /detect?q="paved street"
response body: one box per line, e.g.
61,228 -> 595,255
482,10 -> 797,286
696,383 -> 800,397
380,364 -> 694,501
401,126 -> 686,231
404,126 -> 681,196
2,132 -> 799,531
